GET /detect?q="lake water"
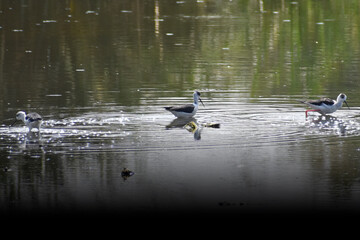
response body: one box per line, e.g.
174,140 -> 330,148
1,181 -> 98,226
1,0 -> 360,217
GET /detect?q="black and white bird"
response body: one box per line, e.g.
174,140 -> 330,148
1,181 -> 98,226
164,91 -> 205,118
299,93 -> 350,117
12,111 -> 43,132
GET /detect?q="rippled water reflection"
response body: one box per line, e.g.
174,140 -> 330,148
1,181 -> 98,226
2,92 -> 360,216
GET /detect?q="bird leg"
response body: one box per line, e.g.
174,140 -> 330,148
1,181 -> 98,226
305,109 -> 321,118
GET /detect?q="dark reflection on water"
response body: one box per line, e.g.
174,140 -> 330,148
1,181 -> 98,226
1,0 -> 360,217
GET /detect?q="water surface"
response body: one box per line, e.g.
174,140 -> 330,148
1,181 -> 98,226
1,0 -> 360,216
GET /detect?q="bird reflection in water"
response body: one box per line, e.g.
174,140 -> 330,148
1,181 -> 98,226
308,115 -> 347,135
166,117 -> 202,140
16,131 -> 44,153
26,131 -> 41,140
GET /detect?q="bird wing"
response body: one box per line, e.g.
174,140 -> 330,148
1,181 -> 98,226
164,104 -> 195,113
306,98 -> 334,106
26,112 -> 42,122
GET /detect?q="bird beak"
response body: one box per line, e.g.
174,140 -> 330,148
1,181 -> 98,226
199,98 -> 205,107
344,100 -> 350,110
10,120 -> 18,128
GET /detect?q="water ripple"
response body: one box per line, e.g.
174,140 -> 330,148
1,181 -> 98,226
1,100 -> 360,155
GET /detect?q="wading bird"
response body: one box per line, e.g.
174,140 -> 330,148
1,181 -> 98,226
299,93 -> 349,117
11,111 -> 43,132
165,91 -> 205,118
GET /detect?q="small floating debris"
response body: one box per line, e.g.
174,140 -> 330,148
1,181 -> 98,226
46,94 -> 62,97
166,33 -> 174,36
85,10 -> 99,15
12,29 -> 23,32
25,50 -> 32,53
3,167 -> 13,172
42,20 -> 57,23
121,167 -> 134,180
75,68 -> 85,72
203,123 -> 220,128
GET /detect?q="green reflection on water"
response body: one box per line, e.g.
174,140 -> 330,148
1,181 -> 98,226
1,0 -> 360,113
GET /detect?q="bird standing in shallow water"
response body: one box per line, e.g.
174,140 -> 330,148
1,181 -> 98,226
12,111 -> 43,132
164,91 -> 205,118
299,93 -> 350,117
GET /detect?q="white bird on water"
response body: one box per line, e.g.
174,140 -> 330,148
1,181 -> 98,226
11,111 -> 43,132
299,93 -> 350,117
164,91 -> 205,118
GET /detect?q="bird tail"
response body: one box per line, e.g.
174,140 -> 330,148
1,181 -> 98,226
297,100 -> 306,104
